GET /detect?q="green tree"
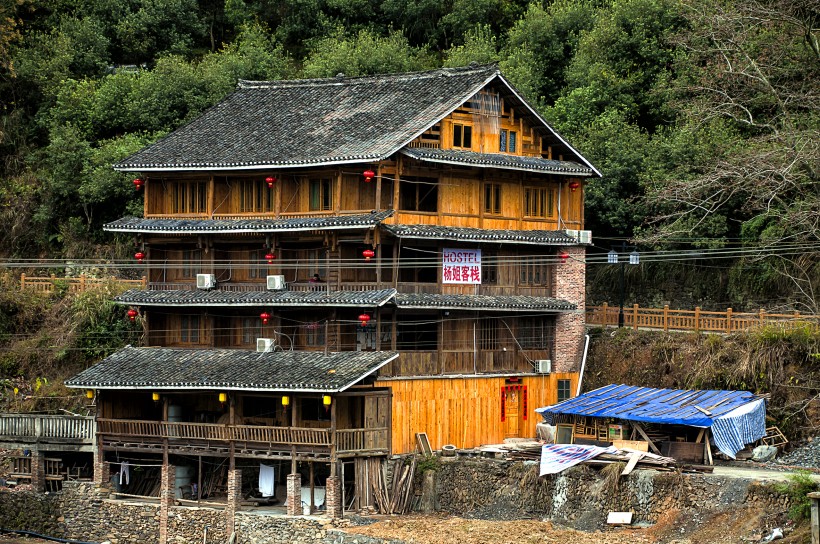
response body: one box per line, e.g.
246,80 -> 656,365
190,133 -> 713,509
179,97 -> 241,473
443,25 -> 500,67
114,0 -> 207,63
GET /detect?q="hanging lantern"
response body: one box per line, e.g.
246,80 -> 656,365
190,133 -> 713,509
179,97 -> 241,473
362,249 -> 375,261
281,395 -> 290,407
559,252 -> 569,263
260,311 -> 271,324
323,395 -> 332,412
362,169 -> 375,183
218,392 -> 227,404
134,251 -> 146,263
132,178 -> 145,191
569,181 -> 580,192
152,392 -> 160,402
264,252 -> 276,264
358,313 -> 371,326
86,390 -> 94,399
126,308 -> 138,321
265,176 -> 277,188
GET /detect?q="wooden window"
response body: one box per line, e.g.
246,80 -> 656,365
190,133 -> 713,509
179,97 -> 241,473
453,123 -> 472,149
500,129 -> 517,153
181,250 -> 201,279
519,317 -> 554,349
399,176 -> 438,212
247,249 -> 268,280
482,251 -> 498,284
171,182 -> 207,214
179,315 -> 202,344
519,256 -> 550,285
303,323 -> 325,346
479,318 -> 498,350
524,187 -> 555,218
239,179 -> 272,213
484,183 -> 501,215
557,379 -> 571,402
396,317 -> 438,350
241,317 -> 260,345
309,178 -> 333,211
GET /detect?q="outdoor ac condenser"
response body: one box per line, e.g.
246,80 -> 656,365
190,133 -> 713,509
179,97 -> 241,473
266,275 -> 286,290
536,359 -> 552,374
256,338 -> 275,353
196,274 -> 216,289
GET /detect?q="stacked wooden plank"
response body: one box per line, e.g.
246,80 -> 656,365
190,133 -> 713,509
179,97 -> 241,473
372,457 -> 416,514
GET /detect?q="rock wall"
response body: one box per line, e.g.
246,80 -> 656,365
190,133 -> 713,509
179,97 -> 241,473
434,457 -> 793,530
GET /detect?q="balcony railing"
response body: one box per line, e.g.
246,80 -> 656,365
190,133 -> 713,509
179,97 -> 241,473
20,274 -> 147,294
0,414 -> 96,444
97,419 -> 388,454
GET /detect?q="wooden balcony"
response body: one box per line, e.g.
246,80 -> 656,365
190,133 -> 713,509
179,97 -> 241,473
97,419 -> 389,458
0,414 -> 96,450
20,274 -> 147,294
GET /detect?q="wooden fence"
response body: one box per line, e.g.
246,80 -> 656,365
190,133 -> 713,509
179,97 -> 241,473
0,414 -> 96,444
20,274 -> 147,294
586,303 -> 818,333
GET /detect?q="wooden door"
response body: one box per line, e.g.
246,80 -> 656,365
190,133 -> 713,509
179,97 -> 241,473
504,388 -> 521,438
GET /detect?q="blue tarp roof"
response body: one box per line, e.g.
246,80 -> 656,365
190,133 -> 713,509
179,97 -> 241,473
536,384 -> 762,428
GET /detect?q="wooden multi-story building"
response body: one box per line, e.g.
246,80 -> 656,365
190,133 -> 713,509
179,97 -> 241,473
66,64 -> 598,523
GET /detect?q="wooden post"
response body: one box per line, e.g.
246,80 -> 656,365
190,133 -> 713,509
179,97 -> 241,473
759,308 -> 765,325
808,491 -> 820,544
694,307 -> 701,333
309,461 -> 315,515
632,304 -> 639,331
602,302 -> 608,327
663,305 -> 669,332
726,308 -> 732,334
79,275 -> 86,291
20,273 -> 25,291
141,275 -> 148,289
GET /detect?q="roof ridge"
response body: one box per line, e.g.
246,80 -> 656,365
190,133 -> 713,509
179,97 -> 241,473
238,63 -> 499,90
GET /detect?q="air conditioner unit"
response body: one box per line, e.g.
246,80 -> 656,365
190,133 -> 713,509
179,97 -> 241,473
256,338 -> 275,353
565,229 -> 579,240
578,230 -> 592,244
196,274 -> 216,289
266,275 -> 286,290
536,359 -> 552,374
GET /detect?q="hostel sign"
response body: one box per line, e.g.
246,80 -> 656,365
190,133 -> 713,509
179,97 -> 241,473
442,248 -> 481,284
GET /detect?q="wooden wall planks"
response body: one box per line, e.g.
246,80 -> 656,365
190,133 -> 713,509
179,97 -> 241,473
374,373 -> 578,453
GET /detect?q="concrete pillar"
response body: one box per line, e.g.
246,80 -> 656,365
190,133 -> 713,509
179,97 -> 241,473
159,463 -> 175,544
286,473 -> 301,516
29,451 -> 44,492
325,475 -> 341,519
225,468 -> 242,536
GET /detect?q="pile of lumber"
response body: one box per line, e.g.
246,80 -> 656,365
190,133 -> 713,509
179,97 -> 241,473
372,457 -> 416,514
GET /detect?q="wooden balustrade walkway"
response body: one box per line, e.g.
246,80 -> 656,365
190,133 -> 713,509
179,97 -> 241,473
20,274 -> 147,293
586,303 -> 818,334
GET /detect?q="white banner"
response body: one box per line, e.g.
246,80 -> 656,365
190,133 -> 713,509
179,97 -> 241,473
442,248 -> 481,284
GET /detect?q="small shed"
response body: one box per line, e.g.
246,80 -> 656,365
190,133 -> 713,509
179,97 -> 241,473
536,384 -> 767,461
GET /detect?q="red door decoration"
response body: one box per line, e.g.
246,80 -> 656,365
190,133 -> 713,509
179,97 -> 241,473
500,385 -> 528,422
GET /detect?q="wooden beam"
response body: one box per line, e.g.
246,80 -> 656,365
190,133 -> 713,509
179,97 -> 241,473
631,423 -> 661,455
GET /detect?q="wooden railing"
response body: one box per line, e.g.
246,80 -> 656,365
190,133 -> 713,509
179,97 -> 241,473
20,274 -> 147,294
0,414 -> 96,443
97,419 -> 388,452
586,303 -> 818,333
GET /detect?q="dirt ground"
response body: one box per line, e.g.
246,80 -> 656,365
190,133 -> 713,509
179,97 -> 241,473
342,508 -> 810,544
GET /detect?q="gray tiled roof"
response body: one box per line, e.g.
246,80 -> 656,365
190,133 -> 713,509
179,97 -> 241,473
112,65 -> 598,176
401,148 -> 594,176
116,288 -> 396,307
114,66 -> 499,171
65,347 -> 399,392
396,293 -> 576,312
381,224 -> 574,245
104,211 -> 393,234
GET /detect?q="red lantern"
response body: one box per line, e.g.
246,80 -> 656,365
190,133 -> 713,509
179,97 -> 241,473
362,249 -> 375,261
559,252 -> 569,263
260,312 -> 271,324
569,181 -> 580,192
358,313 -> 371,326
265,176 -> 276,188
126,309 -> 138,322
264,252 -> 276,264
362,170 -> 375,183
134,251 -> 145,263
133,178 -> 145,191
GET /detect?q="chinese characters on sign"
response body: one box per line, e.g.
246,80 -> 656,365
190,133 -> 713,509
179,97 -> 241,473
442,248 -> 481,284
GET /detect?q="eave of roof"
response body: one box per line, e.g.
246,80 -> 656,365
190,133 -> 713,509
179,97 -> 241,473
104,211 -> 394,234
65,347 -> 399,393
115,288 -> 397,308
400,148 -> 594,177
381,224 -> 574,246
395,293 -> 576,312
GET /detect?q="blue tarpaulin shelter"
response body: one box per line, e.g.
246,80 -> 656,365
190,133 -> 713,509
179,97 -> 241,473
536,384 -> 767,458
